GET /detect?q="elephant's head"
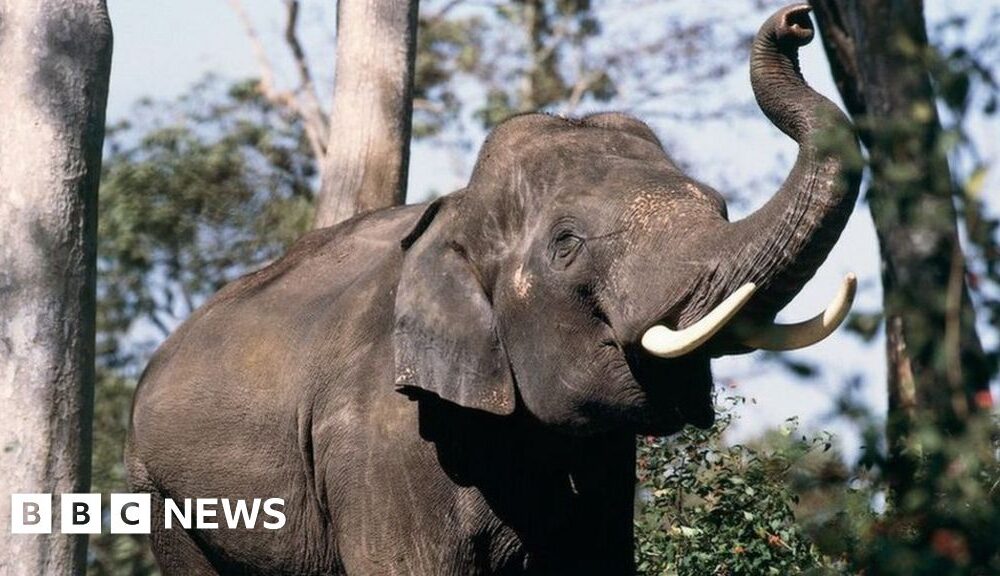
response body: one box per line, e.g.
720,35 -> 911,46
393,4 -> 862,435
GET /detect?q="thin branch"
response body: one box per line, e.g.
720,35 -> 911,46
227,0 -> 291,107
149,310 -> 173,339
227,0 -> 329,161
283,0 -> 312,89
282,0 -> 329,157
537,18 -> 573,70
425,0 -> 468,22
413,98 -> 446,113
179,283 -> 196,317
561,70 -> 602,116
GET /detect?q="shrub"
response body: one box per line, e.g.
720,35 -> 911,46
635,398 -> 831,575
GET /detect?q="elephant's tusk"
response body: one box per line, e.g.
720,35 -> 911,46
641,283 -> 758,358
740,273 -> 857,351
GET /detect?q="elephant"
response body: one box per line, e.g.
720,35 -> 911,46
126,4 -> 862,575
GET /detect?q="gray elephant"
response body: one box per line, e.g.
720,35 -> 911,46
126,4 -> 861,574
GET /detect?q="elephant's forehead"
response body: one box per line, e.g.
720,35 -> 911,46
622,190 -> 677,230
601,185 -> 723,296
621,185 -> 720,228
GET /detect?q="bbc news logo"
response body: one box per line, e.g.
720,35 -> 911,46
9,494 -> 286,534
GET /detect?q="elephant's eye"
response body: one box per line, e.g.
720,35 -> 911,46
551,230 -> 584,268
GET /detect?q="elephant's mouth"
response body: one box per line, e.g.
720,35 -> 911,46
618,272 -> 857,435
625,346 -> 715,434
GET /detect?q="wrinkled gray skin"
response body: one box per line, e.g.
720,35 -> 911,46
127,5 -> 860,575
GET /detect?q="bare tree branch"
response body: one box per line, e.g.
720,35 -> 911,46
227,0 -> 329,161
561,70 -> 601,116
283,0 -> 330,158
149,311 -> 174,340
228,0 -> 291,107
425,0 -> 468,22
413,98 -> 446,113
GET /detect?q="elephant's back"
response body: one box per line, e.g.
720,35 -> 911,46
131,202 -> 425,422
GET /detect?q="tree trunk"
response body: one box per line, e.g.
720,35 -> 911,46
809,0 -> 990,499
0,1 -> 112,573
313,0 -> 419,229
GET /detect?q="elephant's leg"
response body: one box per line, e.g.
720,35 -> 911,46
147,488 -> 219,576
127,453 -> 218,576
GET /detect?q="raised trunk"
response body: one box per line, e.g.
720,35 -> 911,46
716,5 -> 862,323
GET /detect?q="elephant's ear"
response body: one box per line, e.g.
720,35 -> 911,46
392,198 -> 516,415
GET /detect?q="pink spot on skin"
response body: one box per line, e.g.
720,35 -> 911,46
513,265 -> 532,298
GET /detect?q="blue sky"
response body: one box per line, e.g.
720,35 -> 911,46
104,0 -> 999,457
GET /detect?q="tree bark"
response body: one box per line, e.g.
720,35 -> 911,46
313,0 -> 419,229
0,1 -> 112,573
809,0 -> 990,497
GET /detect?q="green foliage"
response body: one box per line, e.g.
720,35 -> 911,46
414,0 -> 748,140
413,11 -> 486,138
98,76 -> 314,370
845,11 -> 1000,420
635,400 -> 1000,576
420,0 -> 615,131
852,414 -> 1000,575
826,19 -> 1000,575
635,399 -> 831,575
934,22 -> 1000,384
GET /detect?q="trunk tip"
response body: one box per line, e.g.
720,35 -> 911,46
769,4 -> 815,48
